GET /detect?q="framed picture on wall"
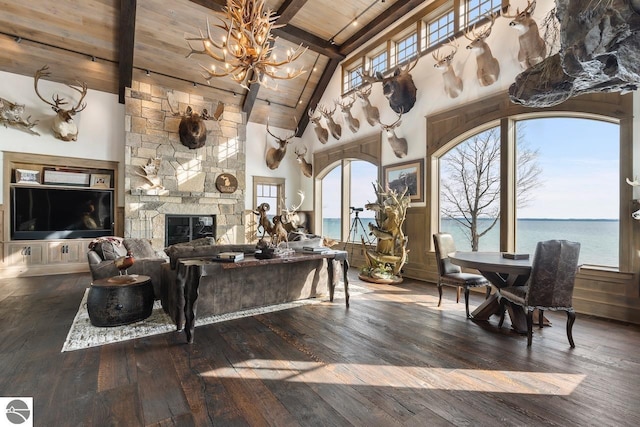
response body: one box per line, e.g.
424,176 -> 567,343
383,159 -> 424,203
90,173 -> 111,188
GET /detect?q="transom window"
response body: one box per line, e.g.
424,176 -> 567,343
369,51 -> 387,74
466,0 -> 501,25
396,33 -> 418,65
344,65 -> 363,93
426,10 -> 455,47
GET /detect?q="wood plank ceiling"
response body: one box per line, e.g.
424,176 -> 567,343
0,0 -> 428,132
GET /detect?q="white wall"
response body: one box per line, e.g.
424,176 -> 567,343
0,70 -> 125,203
299,0 -> 556,207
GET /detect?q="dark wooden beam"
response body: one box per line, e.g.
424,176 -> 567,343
276,0 -> 309,24
272,26 -> 343,59
297,57 -> 340,136
339,0 -> 425,57
188,0 -> 225,12
118,0 -> 137,104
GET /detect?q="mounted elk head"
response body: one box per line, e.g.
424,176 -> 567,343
502,0 -> 546,69
361,56 -> 419,114
465,13 -> 501,86
318,104 -> 341,140
307,108 -> 329,144
34,65 -> 87,141
169,100 -> 224,149
335,96 -> 360,133
294,146 -> 313,178
379,113 -> 408,159
265,119 -> 297,170
354,84 -> 380,126
432,39 -> 464,99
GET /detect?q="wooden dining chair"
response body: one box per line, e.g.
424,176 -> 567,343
498,239 -> 581,347
432,233 -> 491,318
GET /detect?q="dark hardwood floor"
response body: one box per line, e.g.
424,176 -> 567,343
1,270 -> 639,426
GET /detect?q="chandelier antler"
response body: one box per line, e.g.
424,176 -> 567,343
185,0 -> 307,89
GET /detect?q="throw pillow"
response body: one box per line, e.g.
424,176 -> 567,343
123,238 -> 157,259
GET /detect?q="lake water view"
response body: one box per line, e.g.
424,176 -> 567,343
322,218 -> 619,267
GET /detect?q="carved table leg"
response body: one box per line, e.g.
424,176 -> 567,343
342,258 -> 350,307
183,264 -> 202,344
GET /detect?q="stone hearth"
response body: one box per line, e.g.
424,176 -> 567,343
124,81 -> 246,249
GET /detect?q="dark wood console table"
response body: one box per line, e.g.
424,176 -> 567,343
176,251 -> 349,343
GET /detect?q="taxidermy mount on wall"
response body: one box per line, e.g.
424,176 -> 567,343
169,99 -> 224,149
34,65 -> 87,141
0,97 -> 39,135
265,119 -> 297,170
465,13 -> 501,87
361,56 -> 419,114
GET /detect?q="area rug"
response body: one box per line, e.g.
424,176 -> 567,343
62,284 -> 367,352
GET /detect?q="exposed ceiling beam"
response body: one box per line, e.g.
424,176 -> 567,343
276,0 -> 310,24
339,0 -> 425,57
188,0 -> 225,12
296,57 -> 340,137
118,0 -> 137,104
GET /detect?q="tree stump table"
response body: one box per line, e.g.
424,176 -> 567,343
87,274 -> 153,327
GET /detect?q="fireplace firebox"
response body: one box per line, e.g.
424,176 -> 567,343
165,215 -> 216,246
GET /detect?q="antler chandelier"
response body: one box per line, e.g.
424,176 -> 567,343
185,0 -> 307,89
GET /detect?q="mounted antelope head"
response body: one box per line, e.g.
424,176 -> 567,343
294,145 -> 313,178
360,56 -> 419,114
335,96 -> 360,133
465,13 -> 501,86
34,65 -> 87,141
318,104 -> 342,140
307,108 -> 329,144
168,99 -> 224,149
379,113 -> 408,158
432,39 -> 464,99
354,84 -> 380,126
265,119 -> 297,170
502,0 -> 546,69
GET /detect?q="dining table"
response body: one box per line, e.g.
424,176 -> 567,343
449,251 -> 544,333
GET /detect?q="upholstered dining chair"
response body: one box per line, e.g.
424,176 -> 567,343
433,233 -> 491,318
498,239 -> 581,347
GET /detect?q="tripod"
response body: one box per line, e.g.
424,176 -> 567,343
343,208 -> 373,255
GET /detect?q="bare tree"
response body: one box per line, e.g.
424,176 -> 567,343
440,126 -> 541,250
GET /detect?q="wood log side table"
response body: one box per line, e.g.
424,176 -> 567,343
88,274 -> 153,327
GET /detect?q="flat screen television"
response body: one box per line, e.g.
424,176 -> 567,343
11,186 -> 114,240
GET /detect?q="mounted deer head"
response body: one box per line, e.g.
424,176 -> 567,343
432,39 -> 464,99
360,56 -> 419,114
335,96 -> 360,133
265,118 -> 297,170
307,108 -> 329,144
465,13 -> 501,86
318,104 -> 341,140
354,84 -> 380,126
379,112 -> 408,158
503,0 -> 546,69
169,100 -> 224,149
294,145 -> 313,178
34,65 -> 87,141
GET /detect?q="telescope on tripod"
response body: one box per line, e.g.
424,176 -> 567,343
344,207 -> 373,256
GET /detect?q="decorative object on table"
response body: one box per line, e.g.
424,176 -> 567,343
336,96 -> 360,133
184,0 -> 307,89
34,65 -> 88,141
253,202 -> 274,240
307,108 -> 329,144
265,118 -> 297,170
111,251 -> 135,282
43,168 -> 90,186
168,99 -> 223,149
498,239 -> 581,347
383,158 -> 424,203
464,13 -> 500,87
215,173 -> 238,193
379,112 -> 408,158
15,169 -> 41,184
213,251 -> 244,262
318,104 -> 341,140
359,184 -> 411,284
360,55 -> 419,113
0,97 -> 40,135
90,173 -> 110,188
502,0 -> 546,69
354,84 -> 380,126
433,232 -> 491,318
135,157 -> 164,191
502,252 -> 530,260
294,145 -> 313,178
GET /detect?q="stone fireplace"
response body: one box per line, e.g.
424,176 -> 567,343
123,81 -> 246,250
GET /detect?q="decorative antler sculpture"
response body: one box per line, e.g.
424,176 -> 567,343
465,13 -> 501,86
265,118 -> 297,170
502,0 -> 546,69
34,65 -> 87,141
433,39 -> 464,98
0,97 -> 39,135
335,96 -> 360,133
360,56 -> 419,114
379,112 -> 408,158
